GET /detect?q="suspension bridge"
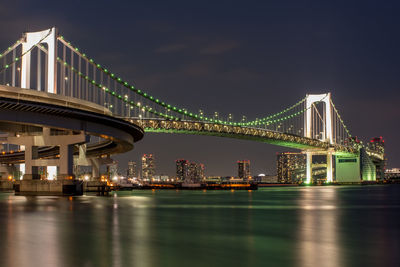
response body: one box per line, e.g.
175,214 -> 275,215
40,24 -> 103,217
0,27 -> 384,194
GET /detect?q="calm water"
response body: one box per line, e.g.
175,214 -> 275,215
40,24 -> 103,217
0,185 -> 399,267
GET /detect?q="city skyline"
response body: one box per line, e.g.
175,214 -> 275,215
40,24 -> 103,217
0,2 -> 399,267
1,1 -> 398,175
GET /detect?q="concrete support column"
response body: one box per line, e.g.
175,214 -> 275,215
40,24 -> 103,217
0,164 -> 17,180
326,152 -> 333,183
24,145 -> 40,180
42,127 -> 50,136
91,159 -> 100,180
58,144 -> 74,180
306,152 -> 312,184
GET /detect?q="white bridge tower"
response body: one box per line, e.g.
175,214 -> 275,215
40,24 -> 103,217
304,93 -> 334,183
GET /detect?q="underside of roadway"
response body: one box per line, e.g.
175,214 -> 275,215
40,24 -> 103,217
0,85 -> 144,163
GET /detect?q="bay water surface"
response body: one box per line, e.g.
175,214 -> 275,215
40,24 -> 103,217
0,185 -> 399,267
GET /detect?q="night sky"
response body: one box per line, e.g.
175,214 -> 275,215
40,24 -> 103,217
1,0 -> 399,176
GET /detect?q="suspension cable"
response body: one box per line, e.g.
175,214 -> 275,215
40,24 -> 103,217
0,29 -> 52,74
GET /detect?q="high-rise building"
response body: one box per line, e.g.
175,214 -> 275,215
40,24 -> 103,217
277,152 -> 306,183
237,160 -> 250,179
127,161 -> 137,178
187,162 -> 205,182
176,159 -> 188,181
142,154 -> 155,181
367,137 -> 386,180
108,161 -> 118,179
367,136 -> 385,154
196,163 -> 205,181
188,162 -> 197,182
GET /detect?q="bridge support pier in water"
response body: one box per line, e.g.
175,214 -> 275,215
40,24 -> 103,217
305,150 -> 333,184
75,148 -> 113,193
305,150 -> 373,184
8,128 -> 89,195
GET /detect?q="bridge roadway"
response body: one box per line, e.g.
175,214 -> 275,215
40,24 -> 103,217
130,119 -> 385,161
0,141 -> 117,164
0,85 -> 144,158
129,118 -> 358,155
0,86 -> 383,163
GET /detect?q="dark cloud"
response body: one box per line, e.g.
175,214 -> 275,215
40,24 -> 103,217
200,41 -> 240,55
155,43 -> 187,53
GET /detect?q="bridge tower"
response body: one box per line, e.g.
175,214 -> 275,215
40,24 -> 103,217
21,27 -> 58,93
304,93 -> 334,184
18,28 -> 60,180
17,27 -> 94,182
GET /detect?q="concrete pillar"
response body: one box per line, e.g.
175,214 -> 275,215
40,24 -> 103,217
24,146 -> 40,180
0,164 -> 16,180
58,144 -> 74,180
306,152 -> 312,184
326,152 -> 334,183
91,159 -> 100,180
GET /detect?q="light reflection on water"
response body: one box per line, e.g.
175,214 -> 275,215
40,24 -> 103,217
297,187 -> 341,267
0,186 -> 399,267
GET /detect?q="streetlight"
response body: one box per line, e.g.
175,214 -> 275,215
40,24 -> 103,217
214,112 -> 219,120
17,67 -> 20,87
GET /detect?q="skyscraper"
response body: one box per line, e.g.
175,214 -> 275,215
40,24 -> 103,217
142,154 -> 155,181
367,137 -> 386,180
176,159 -> 188,181
367,137 -> 385,154
187,162 -> 205,182
277,152 -> 306,183
237,160 -> 250,179
108,161 -> 118,179
196,163 -> 205,181
188,162 -> 197,182
127,161 -> 137,178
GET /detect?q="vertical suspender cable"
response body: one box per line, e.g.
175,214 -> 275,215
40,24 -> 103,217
70,48 -> 74,97
85,59 -> 89,101
37,47 -> 41,91
78,53 -> 81,99
12,49 -> 16,87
